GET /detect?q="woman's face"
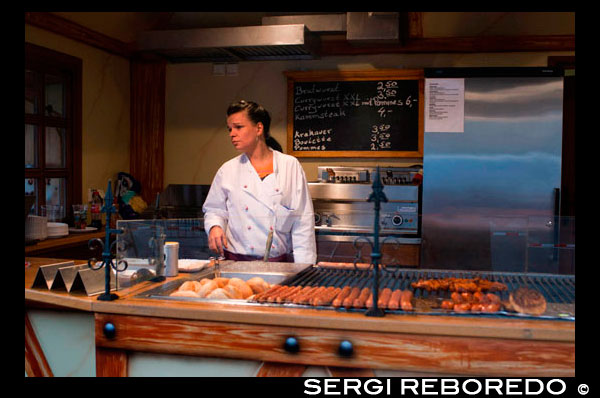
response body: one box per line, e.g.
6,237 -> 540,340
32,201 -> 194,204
227,110 -> 263,153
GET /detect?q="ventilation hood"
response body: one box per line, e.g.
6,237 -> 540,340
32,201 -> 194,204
135,24 -> 319,63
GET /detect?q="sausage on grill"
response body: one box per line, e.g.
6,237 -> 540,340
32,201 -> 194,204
377,288 -> 393,309
353,287 -> 371,308
332,286 -> 352,307
343,287 -> 362,309
254,284 -> 283,302
309,286 -> 331,306
313,287 -> 341,306
388,289 -> 403,310
400,290 -> 414,311
276,285 -> 303,303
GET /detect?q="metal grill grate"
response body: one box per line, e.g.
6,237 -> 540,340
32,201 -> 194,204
277,266 -> 575,320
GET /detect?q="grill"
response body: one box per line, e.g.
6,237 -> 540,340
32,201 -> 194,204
270,266 -> 575,320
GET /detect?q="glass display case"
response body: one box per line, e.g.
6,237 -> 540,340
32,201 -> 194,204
116,218 -> 210,288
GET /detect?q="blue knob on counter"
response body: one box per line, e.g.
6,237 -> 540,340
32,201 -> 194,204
103,322 -> 116,339
338,340 -> 354,357
283,336 -> 300,353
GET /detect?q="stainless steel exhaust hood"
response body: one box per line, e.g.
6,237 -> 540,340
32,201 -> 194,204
136,24 -> 319,63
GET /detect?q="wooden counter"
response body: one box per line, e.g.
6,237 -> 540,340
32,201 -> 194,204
25,230 -> 107,259
25,257 -> 575,377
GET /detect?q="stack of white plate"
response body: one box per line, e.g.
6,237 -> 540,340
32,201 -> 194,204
47,222 -> 69,238
25,215 -> 48,241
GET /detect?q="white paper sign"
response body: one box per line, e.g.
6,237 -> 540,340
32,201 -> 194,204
425,78 -> 465,133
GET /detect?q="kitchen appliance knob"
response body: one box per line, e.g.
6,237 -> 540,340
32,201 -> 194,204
338,340 -> 354,357
392,215 -> 403,226
283,336 -> 300,353
103,322 -> 116,339
314,213 -> 321,225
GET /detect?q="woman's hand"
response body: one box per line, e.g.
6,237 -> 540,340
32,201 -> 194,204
208,226 -> 227,256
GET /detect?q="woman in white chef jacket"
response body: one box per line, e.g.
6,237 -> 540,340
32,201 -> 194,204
202,100 -> 317,264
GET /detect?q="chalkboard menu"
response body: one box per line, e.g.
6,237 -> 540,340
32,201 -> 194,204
285,69 -> 424,158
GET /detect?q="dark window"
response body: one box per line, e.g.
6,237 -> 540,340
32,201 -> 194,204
25,43 -> 82,222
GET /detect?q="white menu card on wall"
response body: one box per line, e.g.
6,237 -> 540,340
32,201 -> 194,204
425,78 -> 465,133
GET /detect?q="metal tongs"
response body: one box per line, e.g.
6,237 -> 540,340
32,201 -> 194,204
210,256 -> 224,278
263,229 -> 274,262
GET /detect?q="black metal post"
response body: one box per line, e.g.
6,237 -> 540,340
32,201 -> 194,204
365,167 -> 387,317
88,180 -> 126,301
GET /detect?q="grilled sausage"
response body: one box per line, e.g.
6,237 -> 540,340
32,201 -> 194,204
473,291 -> 485,302
388,289 -> 403,310
332,286 -> 352,307
276,285 -> 303,303
353,287 -> 371,308
309,286 -> 331,306
400,290 -> 414,311
343,287 -> 362,309
289,286 -> 313,304
450,291 -> 463,303
440,299 -> 454,309
254,284 -> 283,302
481,302 -> 501,313
365,289 -> 379,308
267,285 -> 293,303
305,286 -> 327,305
453,302 -> 472,312
313,287 -> 341,306
293,286 -> 322,305
486,293 -> 501,304
377,288 -> 393,309
288,286 -> 311,303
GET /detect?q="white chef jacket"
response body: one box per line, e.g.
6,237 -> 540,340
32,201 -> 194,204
203,149 -> 317,264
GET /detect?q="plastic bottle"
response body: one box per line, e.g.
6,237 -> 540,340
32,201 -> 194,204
90,190 -> 103,229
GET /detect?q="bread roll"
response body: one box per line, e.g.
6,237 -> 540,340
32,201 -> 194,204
179,281 -> 202,293
228,278 -> 254,298
238,282 -> 254,298
227,277 -> 246,287
170,290 -> 200,298
206,288 -> 232,299
247,277 -> 269,294
199,278 -> 212,286
224,283 -> 244,299
197,280 -> 218,298
214,277 -> 230,288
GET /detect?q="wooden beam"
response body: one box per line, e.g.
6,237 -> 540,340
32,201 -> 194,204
25,12 -> 133,58
319,34 -> 574,56
96,348 -> 128,377
256,362 -> 307,377
408,12 -> 423,39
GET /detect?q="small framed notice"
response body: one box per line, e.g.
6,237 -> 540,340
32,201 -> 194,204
424,78 -> 465,133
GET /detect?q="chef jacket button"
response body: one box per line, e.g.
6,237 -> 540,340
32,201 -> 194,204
269,226 -> 273,231
247,226 -> 251,230
244,185 -> 247,189
275,188 -> 279,192
245,206 -> 249,211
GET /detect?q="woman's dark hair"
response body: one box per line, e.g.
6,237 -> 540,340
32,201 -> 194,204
227,100 -> 282,151
227,100 -> 271,137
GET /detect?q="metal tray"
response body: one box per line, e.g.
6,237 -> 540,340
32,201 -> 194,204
135,261 -> 311,304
